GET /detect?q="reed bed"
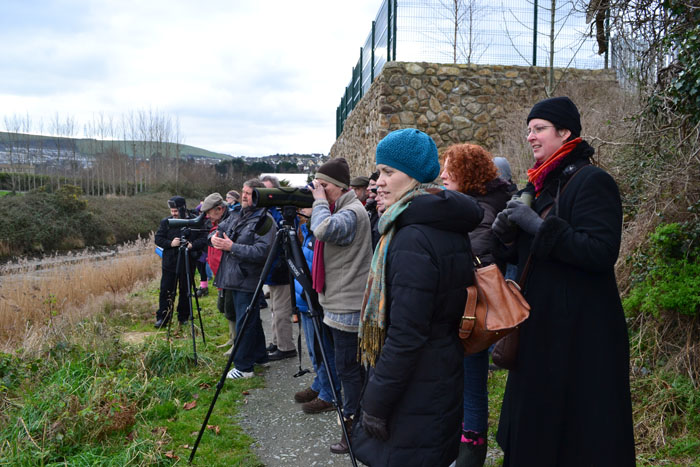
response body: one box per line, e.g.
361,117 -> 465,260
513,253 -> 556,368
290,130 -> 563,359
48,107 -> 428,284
0,235 -> 160,353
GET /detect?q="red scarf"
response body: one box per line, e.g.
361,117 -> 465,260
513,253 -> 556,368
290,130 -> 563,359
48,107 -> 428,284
527,137 -> 581,196
311,202 -> 334,293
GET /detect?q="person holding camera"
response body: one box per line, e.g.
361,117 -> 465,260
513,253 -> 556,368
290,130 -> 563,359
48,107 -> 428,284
200,192 -> 238,353
308,157 -> 372,454
440,143 -> 512,467
211,179 -> 277,379
154,196 -> 208,329
351,129 -> 482,467
492,97 -> 635,465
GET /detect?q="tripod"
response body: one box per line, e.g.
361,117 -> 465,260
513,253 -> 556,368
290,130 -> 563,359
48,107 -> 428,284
164,231 -> 207,365
190,206 -> 357,466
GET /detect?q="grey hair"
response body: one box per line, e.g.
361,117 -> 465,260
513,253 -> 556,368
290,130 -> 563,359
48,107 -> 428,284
260,175 -> 280,187
244,178 -> 266,189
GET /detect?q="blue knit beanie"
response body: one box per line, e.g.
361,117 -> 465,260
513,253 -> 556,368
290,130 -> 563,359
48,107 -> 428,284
375,128 -> 440,183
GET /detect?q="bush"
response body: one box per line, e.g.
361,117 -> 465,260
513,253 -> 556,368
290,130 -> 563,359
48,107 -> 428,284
624,220 -> 700,317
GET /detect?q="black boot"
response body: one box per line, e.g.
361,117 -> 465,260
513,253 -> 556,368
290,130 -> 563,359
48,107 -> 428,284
456,430 -> 487,467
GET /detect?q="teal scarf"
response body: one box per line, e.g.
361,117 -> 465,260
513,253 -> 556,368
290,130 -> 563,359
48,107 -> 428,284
358,183 -> 439,367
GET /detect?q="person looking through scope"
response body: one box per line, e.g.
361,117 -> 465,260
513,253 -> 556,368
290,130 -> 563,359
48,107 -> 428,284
308,157 -> 372,455
153,196 -> 207,330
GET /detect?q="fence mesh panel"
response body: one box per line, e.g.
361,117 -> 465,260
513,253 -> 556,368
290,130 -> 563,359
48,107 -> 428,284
337,0 -> 625,136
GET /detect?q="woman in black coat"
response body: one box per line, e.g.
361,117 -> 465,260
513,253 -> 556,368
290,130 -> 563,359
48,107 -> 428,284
492,97 -> 635,466
352,128 -> 483,466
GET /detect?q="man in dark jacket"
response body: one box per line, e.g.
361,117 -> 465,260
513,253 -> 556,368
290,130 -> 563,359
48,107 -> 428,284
153,196 -> 207,328
212,179 -> 276,379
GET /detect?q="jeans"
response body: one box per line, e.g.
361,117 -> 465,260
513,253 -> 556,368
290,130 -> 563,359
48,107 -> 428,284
463,349 -> 489,433
330,327 -> 365,418
224,289 -> 267,373
301,312 -> 341,403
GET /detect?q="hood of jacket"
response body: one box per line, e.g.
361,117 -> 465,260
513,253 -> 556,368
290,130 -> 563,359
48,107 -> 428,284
396,189 -> 483,235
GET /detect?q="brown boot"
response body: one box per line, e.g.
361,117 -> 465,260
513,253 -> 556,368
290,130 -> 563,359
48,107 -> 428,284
330,416 -> 353,454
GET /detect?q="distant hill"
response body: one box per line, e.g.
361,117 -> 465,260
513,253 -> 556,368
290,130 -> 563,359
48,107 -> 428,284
0,131 -> 327,163
0,131 -> 232,160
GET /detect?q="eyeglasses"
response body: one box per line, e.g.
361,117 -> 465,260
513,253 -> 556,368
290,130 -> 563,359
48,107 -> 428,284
525,125 -> 553,137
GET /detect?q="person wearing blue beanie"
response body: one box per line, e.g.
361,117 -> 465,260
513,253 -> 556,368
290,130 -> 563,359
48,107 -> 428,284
376,128 -> 441,183
353,128 -> 484,466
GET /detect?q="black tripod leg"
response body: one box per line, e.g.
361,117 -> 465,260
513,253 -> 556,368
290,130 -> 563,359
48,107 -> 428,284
190,227 -> 284,463
183,247 -> 198,366
284,228 -> 358,467
190,261 -> 206,345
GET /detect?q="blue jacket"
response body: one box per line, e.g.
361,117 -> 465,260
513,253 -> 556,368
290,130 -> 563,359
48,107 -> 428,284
294,223 -> 315,313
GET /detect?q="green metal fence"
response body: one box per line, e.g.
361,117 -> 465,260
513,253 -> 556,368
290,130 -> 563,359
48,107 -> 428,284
336,0 -> 397,138
336,0 -> 614,138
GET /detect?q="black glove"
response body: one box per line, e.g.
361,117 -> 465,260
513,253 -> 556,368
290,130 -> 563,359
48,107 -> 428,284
362,410 -> 389,441
503,199 -> 543,236
492,210 -> 517,243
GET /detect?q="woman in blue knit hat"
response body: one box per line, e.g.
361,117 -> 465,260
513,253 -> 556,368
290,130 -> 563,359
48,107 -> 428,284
352,128 -> 483,466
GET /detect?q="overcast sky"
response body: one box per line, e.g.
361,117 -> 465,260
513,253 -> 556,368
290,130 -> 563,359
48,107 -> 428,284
0,0 -> 380,157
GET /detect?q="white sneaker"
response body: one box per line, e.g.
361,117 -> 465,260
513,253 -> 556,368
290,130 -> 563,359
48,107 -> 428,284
226,368 -> 254,379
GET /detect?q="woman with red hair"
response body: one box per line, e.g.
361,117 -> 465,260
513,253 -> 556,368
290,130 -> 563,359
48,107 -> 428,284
440,143 -> 512,467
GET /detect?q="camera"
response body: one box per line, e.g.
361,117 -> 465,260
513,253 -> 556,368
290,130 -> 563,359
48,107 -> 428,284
168,212 -> 207,228
252,187 -> 314,209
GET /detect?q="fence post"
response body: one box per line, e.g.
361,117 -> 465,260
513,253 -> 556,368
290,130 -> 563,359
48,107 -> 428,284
359,47 -> 364,99
387,0 -> 392,61
392,0 -> 397,61
371,20 -> 375,82
532,0 -> 538,66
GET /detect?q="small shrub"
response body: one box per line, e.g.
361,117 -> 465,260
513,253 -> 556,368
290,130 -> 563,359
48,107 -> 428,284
624,221 -> 700,318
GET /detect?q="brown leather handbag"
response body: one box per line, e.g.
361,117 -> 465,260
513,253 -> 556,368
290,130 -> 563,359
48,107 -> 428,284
459,259 -> 530,356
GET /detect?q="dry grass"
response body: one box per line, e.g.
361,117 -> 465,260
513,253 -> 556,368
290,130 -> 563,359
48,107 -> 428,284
0,234 -> 160,353
491,82 -> 639,187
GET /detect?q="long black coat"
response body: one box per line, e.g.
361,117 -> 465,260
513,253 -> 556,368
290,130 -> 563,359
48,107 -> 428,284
353,190 -> 483,467
495,142 -> 635,466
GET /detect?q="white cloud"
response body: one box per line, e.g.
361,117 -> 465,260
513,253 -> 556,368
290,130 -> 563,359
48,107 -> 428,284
0,0 -> 380,156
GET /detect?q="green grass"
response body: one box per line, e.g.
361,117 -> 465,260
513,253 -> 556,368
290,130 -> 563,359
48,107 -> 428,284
0,284 -> 265,466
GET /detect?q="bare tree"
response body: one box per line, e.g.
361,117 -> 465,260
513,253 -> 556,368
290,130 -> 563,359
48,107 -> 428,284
503,0 -> 590,95
437,0 -> 489,64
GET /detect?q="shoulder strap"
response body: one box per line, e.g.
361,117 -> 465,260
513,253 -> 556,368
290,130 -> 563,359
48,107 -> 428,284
520,164 -> 586,286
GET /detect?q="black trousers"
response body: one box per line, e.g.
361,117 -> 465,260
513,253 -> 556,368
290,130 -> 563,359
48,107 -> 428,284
157,264 -> 195,324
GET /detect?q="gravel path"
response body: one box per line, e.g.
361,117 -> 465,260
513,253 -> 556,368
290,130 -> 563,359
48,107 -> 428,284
238,303 -> 354,466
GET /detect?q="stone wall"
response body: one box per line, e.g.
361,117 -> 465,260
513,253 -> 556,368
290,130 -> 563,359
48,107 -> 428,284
330,61 -> 617,176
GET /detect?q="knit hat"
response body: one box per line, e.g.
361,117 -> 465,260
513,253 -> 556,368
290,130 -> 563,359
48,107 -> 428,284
375,128 -> 440,183
201,192 -> 225,212
527,96 -> 581,138
167,196 -> 186,209
350,176 -> 370,187
316,157 -> 350,189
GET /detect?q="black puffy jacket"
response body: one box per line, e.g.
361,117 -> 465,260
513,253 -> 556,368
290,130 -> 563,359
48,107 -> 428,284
353,189 -> 483,467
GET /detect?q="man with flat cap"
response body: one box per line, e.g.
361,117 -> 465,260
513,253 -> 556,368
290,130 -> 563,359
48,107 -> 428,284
350,175 -> 370,205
